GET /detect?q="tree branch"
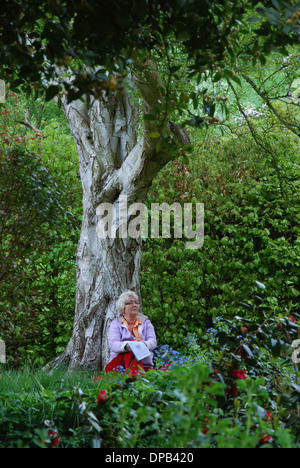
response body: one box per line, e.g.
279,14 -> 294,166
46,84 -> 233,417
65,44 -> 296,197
131,56 -> 190,176
227,78 -> 287,199
17,120 -> 42,133
241,72 -> 300,137
258,64 -> 289,92
17,109 -> 43,134
131,56 -> 167,149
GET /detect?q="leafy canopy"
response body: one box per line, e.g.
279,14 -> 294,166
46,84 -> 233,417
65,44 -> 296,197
0,0 -> 299,102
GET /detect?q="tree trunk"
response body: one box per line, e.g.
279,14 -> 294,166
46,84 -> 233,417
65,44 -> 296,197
49,60 -> 188,370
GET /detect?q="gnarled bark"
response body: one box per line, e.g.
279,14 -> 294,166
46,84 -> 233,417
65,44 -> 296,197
49,59 -> 189,369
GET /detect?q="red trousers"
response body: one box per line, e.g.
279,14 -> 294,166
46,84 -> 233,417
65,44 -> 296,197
105,352 -> 150,375
105,352 -> 171,375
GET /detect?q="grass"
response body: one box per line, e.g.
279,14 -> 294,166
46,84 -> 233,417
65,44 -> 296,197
1,359 -> 300,448
0,365 -> 100,394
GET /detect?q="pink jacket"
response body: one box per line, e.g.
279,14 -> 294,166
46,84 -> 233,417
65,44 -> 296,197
108,313 -> 157,367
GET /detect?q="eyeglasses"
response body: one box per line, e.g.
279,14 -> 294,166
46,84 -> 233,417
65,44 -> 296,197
125,301 -> 140,306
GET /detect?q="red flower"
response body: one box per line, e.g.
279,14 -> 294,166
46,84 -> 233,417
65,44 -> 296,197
241,327 -> 248,333
203,427 -> 209,435
97,389 -> 108,404
232,369 -> 247,380
47,430 -> 60,448
289,315 -> 296,324
258,434 -> 273,447
264,411 -> 273,421
92,375 -> 104,382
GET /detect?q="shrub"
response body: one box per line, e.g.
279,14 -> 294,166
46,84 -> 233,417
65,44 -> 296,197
1,284 -> 299,448
142,121 -> 299,351
0,93 -> 81,364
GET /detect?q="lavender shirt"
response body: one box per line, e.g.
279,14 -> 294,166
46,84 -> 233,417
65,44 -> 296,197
107,313 -> 157,367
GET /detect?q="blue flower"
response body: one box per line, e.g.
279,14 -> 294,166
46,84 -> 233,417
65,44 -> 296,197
154,343 -> 198,368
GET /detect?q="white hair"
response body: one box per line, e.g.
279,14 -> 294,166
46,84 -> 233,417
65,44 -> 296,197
116,290 -> 139,315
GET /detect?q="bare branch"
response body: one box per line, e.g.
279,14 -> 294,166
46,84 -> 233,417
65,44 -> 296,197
17,109 -> 43,134
131,57 -> 167,147
17,120 -> 42,133
258,64 -> 289,92
241,72 -> 300,137
227,78 -> 287,199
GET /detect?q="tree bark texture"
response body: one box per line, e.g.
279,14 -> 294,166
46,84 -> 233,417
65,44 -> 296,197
50,60 -> 188,369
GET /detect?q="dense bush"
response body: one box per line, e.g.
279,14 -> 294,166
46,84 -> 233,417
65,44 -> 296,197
0,146 -> 70,361
0,92 -> 81,364
0,286 -> 299,448
0,84 -> 299,449
142,121 -> 299,351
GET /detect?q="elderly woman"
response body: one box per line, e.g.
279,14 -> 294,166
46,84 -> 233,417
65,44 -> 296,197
105,290 -> 157,373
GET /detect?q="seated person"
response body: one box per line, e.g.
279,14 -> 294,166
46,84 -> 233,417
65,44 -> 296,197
105,290 -> 157,373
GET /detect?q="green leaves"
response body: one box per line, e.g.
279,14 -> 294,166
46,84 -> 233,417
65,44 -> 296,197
148,131 -> 161,138
0,94 -> 81,364
144,114 -> 157,121
2,0 -> 299,102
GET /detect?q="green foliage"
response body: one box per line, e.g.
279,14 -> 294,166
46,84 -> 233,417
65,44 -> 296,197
1,1 -> 299,103
1,80 -> 299,365
142,114 -> 299,351
0,293 -> 299,448
0,92 -> 81,364
0,3 -> 299,449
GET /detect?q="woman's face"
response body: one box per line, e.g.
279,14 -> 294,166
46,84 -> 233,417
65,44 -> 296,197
124,296 -> 139,316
